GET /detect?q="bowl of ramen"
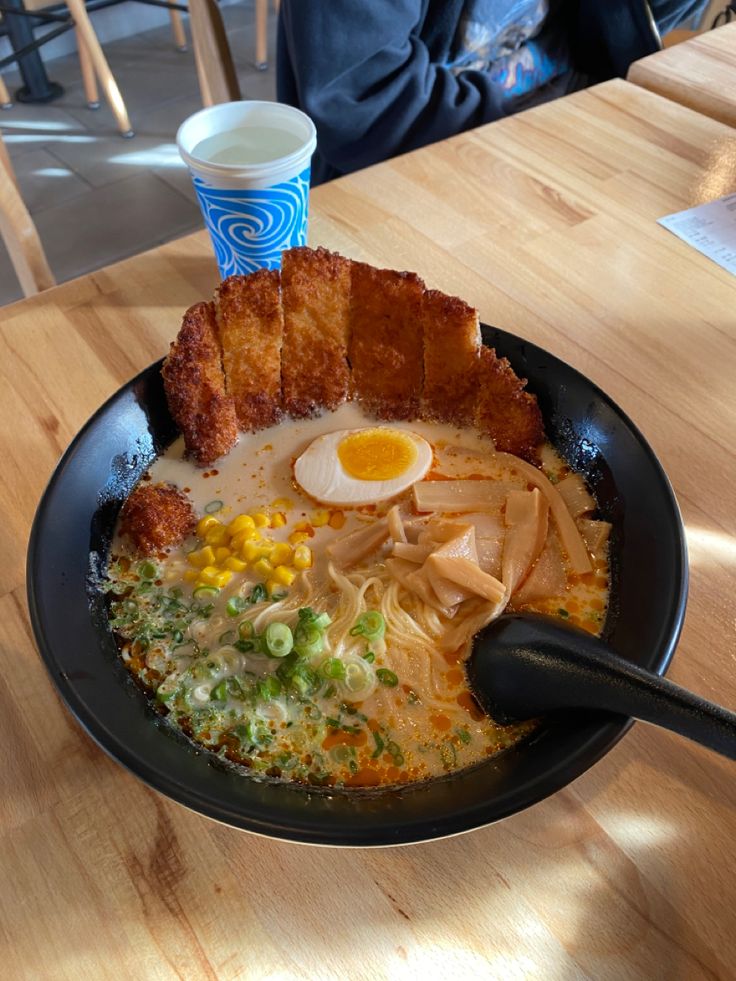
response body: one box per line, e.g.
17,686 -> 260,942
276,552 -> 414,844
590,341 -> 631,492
27,247 -> 687,846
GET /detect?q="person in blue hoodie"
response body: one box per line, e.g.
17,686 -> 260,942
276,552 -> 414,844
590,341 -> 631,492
277,0 -> 708,184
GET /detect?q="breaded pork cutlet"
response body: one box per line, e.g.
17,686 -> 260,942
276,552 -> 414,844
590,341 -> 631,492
281,247 -> 352,417
162,302 -> 238,466
474,346 -> 544,460
119,482 -> 195,554
349,262 -> 424,419
421,289 -> 481,425
215,270 -> 283,430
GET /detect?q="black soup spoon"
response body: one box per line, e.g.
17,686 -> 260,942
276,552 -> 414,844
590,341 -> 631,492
466,613 -> 736,760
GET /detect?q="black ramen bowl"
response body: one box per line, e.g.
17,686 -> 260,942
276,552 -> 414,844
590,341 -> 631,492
27,325 -> 688,846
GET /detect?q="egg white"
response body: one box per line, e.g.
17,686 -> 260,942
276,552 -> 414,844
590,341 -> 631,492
294,428 -> 433,506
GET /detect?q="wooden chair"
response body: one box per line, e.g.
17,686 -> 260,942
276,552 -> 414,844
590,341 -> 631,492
0,129 -> 55,297
255,0 -> 279,69
188,0 -> 241,105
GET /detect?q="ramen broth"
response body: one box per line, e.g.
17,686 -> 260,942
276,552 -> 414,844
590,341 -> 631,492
105,404 -> 609,789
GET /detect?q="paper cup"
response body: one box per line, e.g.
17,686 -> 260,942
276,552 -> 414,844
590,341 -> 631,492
177,101 -> 317,278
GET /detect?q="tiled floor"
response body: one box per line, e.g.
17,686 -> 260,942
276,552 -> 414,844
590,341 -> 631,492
0,2 -> 277,305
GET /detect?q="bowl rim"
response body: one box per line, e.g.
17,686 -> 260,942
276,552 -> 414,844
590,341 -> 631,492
26,326 -> 689,846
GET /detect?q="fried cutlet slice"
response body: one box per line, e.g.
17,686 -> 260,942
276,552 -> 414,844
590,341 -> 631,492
348,262 -> 424,419
215,270 -> 283,431
281,246 -> 352,417
473,346 -> 544,461
421,289 -> 482,424
162,301 -> 238,466
119,482 -> 195,555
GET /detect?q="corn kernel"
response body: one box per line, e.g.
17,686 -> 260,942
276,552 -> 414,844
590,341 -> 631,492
205,525 -> 229,546
271,512 -> 287,528
294,520 -> 313,534
228,514 -> 256,536
292,545 -> 313,570
289,531 -> 310,546
252,512 -> 270,528
224,556 -> 247,572
329,510 -> 346,530
311,509 -> 330,527
187,545 -> 216,568
184,569 -> 199,582
257,538 -> 275,555
215,546 -> 231,564
273,565 -> 296,587
198,565 -> 220,586
230,526 -> 258,550
270,543 -> 292,567
266,579 -> 281,597
271,497 -> 293,511
253,558 -> 274,579
196,515 -> 220,537
241,541 -> 261,563
213,569 -> 233,589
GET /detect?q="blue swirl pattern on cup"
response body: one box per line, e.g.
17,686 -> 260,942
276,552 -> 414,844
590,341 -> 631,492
193,166 -> 310,278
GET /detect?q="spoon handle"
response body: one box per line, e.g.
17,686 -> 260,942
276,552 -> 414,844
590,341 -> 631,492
536,637 -> 736,759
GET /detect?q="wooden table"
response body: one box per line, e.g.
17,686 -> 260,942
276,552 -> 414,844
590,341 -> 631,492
628,22 -> 736,128
2,78 -> 736,979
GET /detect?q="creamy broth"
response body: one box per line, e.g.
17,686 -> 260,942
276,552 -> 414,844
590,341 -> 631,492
106,405 -> 609,789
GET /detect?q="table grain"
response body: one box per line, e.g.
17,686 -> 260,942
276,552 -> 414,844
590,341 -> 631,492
2,79 -> 736,980
628,22 -> 736,128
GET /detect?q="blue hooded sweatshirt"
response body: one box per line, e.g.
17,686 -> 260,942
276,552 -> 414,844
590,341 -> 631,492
277,0 -> 707,184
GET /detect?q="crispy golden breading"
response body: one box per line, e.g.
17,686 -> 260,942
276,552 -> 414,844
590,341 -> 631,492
421,288 -> 481,424
215,270 -> 283,430
348,262 -> 424,419
474,346 -> 544,460
119,482 -> 195,554
162,302 -> 238,466
281,246 -> 352,416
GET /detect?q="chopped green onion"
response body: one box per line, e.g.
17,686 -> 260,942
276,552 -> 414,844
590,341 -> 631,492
371,730 -> 385,759
258,675 -> 282,700
193,585 -> 219,600
325,717 -> 340,728
343,660 -> 374,695
376,668 -> 398,687
341,724 -> 361,735
205,500 -> 223,514
362,650 -> 375,663
123,599 -> 139,615
323,684 -> 336,699
238,620 -> 255,640
456,727 -> 471,745
210,680 -> 229,701
227,596 -> 247,617
321,657 -> 346,681
264,622 -> 294,658
349,610 -> 385,641
137,560 -> 159,580
234,639 -> 255,653
557,608 -> 570,619
218,629 -> 236,646
247,583 -> 267,605
294,622 -> 324,658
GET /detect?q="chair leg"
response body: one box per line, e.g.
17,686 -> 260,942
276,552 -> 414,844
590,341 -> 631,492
189,0 -> 241,107
0,75 -> 11,109
76,29 -> 100,109
255,0 -> 268,70
169,4 -> 188,52
0,135 -> 55,296
66,0 -> 134,137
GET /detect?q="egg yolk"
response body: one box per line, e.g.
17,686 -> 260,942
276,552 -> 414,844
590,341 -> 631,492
337,429 -> 418,481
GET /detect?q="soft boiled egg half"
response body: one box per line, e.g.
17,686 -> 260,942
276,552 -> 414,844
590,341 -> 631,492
294,427 -> 433,506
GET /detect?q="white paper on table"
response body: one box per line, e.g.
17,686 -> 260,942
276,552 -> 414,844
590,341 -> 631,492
658,192 -> 736,277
